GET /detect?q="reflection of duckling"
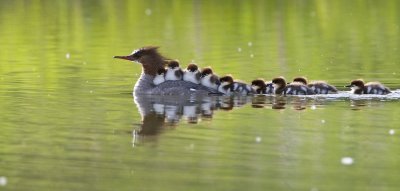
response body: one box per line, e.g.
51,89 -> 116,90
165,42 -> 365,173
165,60 -> 183,81
183,63 -> 201,84
218,75 -> 234,95
200,67 -> 220,90
153,68 -> 166,85
251,79 -> 273,94
292,77 -> 337,94
153,103 -> 165,115
272,77 -> 314,95
164,105 -> 181,124
346,79 -> 391,95
183,105 -> 199,124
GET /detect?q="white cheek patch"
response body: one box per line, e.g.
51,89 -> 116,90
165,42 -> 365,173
221,82 -> 230,86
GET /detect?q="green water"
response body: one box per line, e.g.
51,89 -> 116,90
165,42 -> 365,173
1,1 -> 400,190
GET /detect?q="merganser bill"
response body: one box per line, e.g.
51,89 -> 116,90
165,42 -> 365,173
292,77 -> 338,94
165,60 -> 183,81
183,63 -> 201,84
346,79 -> 391,95
200,67 -> 220,90
272,76 -> 315,95
114,46 -> 220,95
251,79 -> 273,94
153,68 -> 166,85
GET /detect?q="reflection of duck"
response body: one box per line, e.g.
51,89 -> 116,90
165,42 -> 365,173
133,95 -> 253,137
346,79 -> 391,95
114,47 -> 219,95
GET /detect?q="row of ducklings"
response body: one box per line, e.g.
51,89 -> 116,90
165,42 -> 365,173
154,61 -> 392,95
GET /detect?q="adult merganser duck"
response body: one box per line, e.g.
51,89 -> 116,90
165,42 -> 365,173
200,67 -> 220,90
292,77 -> 338,94
251,79 -> 273,94
165,60 -> 183,81
183,63 -> 201,84
346,79 -> 391,95
114,46 -> 219,95
272,76 -> 315,95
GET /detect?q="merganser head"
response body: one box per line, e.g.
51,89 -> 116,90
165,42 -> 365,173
292,77 -> 308,85
200,67 -> 214,78
114,46 -> 167,76
272,77 -> 287,92
186,63 -> 199,72
346,79 -> 365,93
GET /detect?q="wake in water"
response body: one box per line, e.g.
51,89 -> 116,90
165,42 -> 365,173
294,89 -> 400,100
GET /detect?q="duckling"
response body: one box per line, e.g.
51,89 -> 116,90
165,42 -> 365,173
346,79 -> 391,95
165,60 -> 183,81
272,76 -> 315,95
292,77 -> 338,94
153,68 -> 166,85
251,79 -> 273,94
233,80 -> 254,95
218,75 -> 234,95
183,63 -> 201,84
200,67 -> 220,90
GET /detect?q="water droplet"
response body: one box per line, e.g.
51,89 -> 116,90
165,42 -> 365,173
248,42 -> 252,47
145,8 -> 152,16
311,105 -> 317,110
90,90 -> 93,94
341,157 -> 354,165
66,53 -> 70,59
255,136 -> 262,143
237,47 -> 242,52
389,129 -> 395,135
321,119 -> 325,124
250,54 -> 254,58
0,176 -> 7,186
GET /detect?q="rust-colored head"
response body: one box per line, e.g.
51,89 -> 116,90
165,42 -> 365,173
219,75 -> 234,84
186,63 -> 199,72
292,77 -> 308,85
272,77 -> 287,87
200,67 -> 214,77
114,46 -> 167,76
167,60 -> 180,69
346,79 -> 365,88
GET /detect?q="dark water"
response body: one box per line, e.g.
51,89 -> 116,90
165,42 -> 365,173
1,1 -> 400,191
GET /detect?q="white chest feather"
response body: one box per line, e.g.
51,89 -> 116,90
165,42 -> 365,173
165,68 -> 181,81
183,72 -> 200,84
153,75 -> 165,85
201,75 -> 218,89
